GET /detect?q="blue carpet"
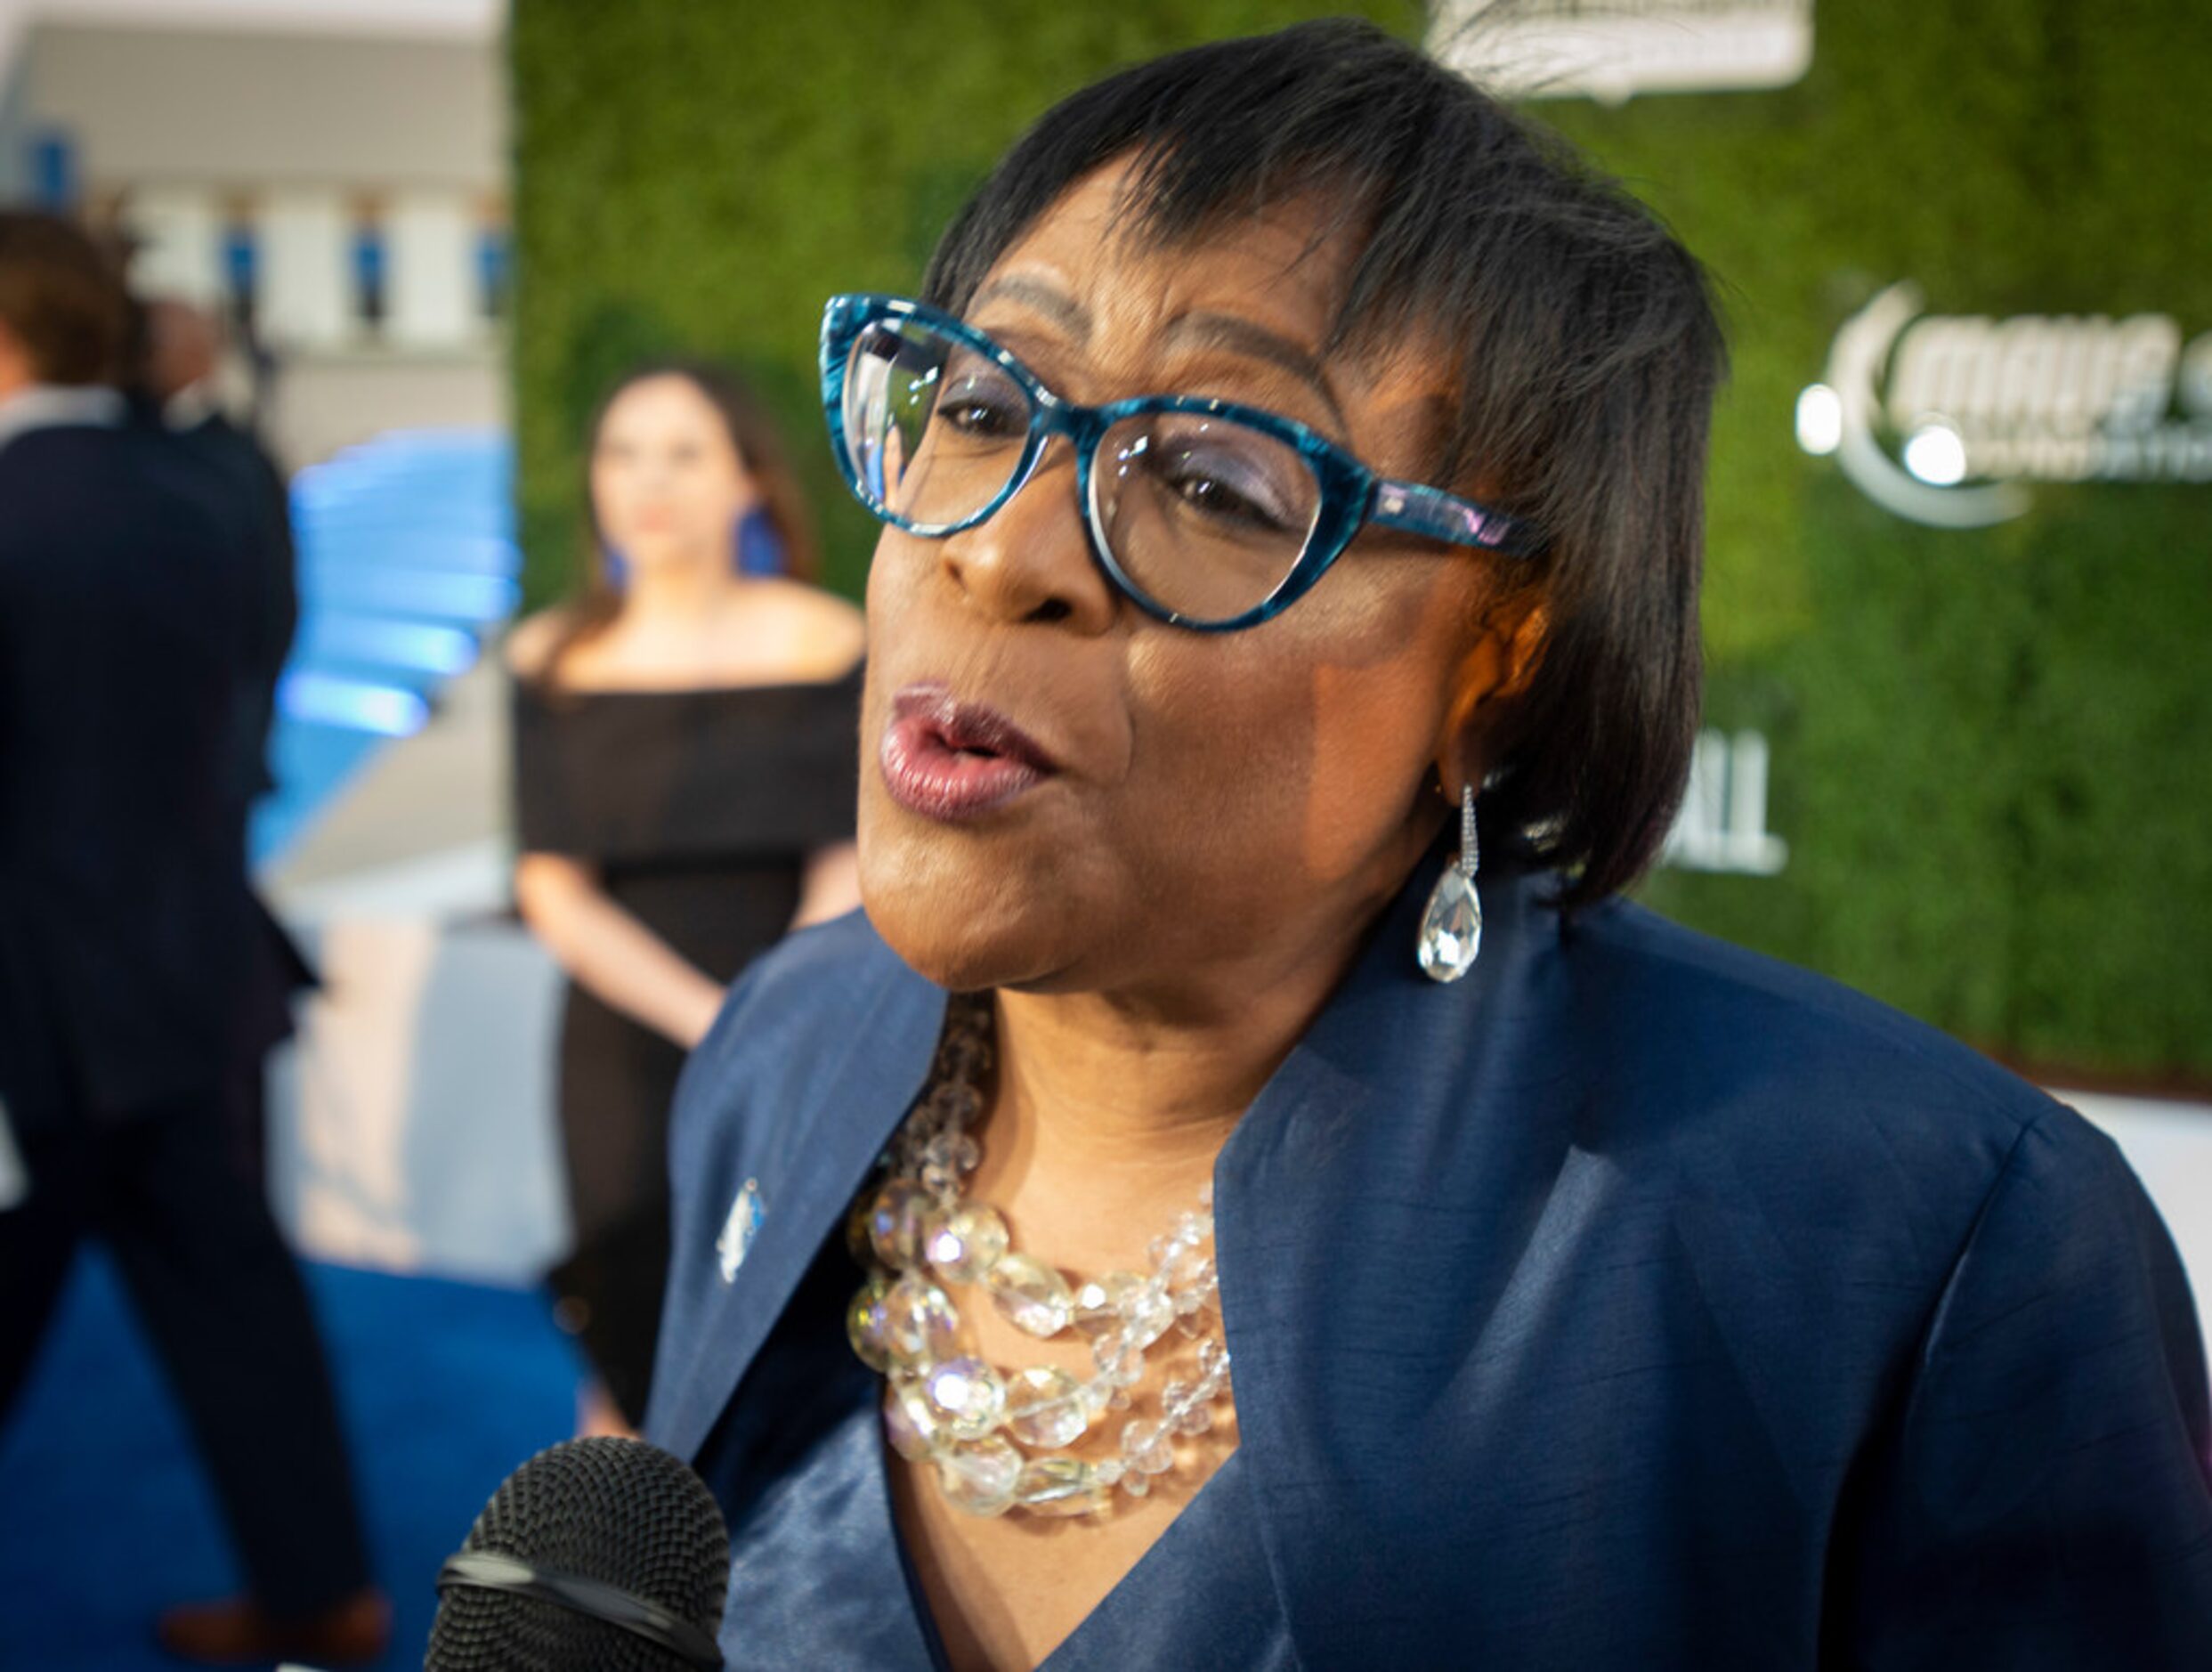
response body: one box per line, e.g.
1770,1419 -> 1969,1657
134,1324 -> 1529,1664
0,1250 -> 580,1670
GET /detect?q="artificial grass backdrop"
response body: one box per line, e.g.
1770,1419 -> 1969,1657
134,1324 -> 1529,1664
510,1 -> 2212,1081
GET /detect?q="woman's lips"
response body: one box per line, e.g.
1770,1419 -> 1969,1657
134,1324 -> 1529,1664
879,685 -> 1060,822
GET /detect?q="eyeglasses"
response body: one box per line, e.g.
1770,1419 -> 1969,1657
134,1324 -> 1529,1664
819,293 -> 1545,633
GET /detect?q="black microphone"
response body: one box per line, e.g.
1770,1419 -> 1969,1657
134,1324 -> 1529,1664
425,1436 -> 729,1670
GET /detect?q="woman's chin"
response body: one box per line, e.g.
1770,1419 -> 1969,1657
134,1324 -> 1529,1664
857,844 -> 1077,994
610,537 -> 713,575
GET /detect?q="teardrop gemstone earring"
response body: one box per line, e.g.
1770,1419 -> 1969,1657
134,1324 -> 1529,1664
1417,783 -> 1482,983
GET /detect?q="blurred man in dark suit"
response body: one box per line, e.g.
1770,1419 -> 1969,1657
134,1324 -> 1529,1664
134,295 -> 316,1185
0,213 -> 386,1666
137,296 -> 298,809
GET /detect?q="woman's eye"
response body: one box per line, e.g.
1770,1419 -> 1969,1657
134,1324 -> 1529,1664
936,378 -> 1025,439
1162,454 -> 1294,532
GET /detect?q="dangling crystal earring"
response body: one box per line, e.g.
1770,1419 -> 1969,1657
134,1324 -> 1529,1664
1417,783 -> 1482,983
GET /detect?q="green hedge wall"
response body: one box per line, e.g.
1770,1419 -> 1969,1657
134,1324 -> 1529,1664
509,0 -> 1409,606
1541,3 -> 2212,1084
513,2 -> 2212,1083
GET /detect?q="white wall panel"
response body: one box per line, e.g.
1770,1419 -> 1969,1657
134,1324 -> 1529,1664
387,190 -> 476,348
259,188 -> 349,348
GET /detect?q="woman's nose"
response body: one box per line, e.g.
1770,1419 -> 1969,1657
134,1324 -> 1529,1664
938,443 -> 1118,633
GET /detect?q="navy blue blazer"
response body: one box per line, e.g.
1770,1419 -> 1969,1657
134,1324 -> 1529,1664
648,842 -> 2212,1667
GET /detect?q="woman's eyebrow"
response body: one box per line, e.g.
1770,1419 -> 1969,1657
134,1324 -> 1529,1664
968,276 -> 1091,337
967,281 -> 1351,432
1163,312 -> 1349,432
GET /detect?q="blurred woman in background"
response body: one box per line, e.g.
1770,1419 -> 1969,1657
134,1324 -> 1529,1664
508,361 -> 863,1434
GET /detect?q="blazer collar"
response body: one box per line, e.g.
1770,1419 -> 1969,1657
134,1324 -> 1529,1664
661,824 -> 1556,1627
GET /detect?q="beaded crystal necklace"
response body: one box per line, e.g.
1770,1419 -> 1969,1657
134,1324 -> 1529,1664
844,995 -> 1232,1518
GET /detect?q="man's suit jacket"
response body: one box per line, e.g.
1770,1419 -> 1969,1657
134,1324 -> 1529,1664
647,837 -> 2212,1667
150,405 -> 315,1066
0,417 -> 253,1130
161,407 -> 298,807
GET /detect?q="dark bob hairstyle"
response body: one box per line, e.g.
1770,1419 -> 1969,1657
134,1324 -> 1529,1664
922,18 -> 1725,906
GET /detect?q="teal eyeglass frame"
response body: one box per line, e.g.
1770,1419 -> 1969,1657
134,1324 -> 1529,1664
820,293 -> 1546,633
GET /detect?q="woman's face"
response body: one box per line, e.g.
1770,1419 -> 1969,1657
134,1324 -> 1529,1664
590,373 -> 758,577
860,164 -> 1530,998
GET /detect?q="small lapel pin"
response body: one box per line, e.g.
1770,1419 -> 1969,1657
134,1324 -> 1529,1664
717,1179 -> 764,1284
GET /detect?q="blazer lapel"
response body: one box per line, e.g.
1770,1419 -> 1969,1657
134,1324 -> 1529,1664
1215,834 -> 1559,1663
657,957 -> 948,1464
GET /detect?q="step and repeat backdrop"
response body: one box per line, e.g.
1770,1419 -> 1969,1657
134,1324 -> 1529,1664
511,0 -> 2211,1085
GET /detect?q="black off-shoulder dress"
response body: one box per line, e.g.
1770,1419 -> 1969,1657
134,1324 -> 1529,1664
511,665 -> 861,1424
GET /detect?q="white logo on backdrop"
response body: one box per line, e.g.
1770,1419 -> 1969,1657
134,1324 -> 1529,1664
1665,729 -> 1787,875
1432,0 -> 1815,106
1797,283 -> 2212,527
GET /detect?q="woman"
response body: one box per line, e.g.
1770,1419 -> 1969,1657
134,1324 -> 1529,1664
644,23 -> 2212,1669
509,361 -> 863,1433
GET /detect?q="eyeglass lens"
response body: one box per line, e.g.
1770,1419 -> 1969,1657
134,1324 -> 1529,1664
843,313 -> 1323,623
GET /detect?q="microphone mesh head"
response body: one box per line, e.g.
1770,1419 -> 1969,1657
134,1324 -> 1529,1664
425,1436 -> 730,1670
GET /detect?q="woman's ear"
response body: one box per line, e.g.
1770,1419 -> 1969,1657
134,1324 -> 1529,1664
0,318 -> 33,394
1433,586 -> 1550,791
